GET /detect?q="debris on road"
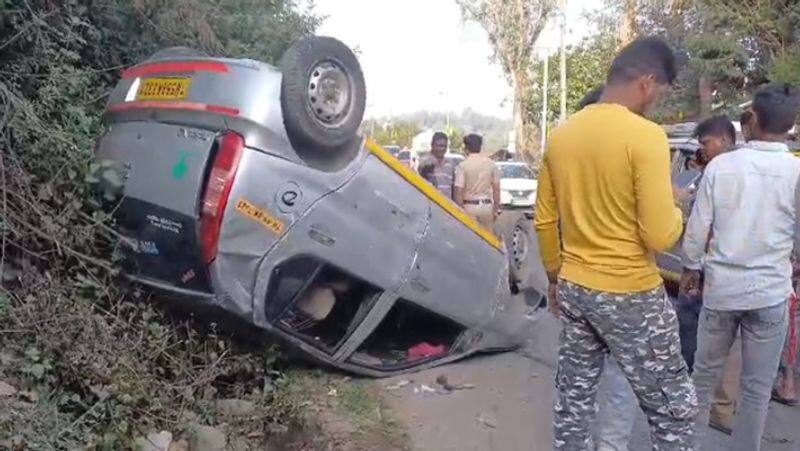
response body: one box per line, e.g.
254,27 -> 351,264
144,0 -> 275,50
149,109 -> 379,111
420,384 -> 437,394
386,379 -> 412,390
477,414 -> 497,429
435,375 -> 476,392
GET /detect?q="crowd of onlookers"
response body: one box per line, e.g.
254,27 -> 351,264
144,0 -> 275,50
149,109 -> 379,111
535,36 -> 800,451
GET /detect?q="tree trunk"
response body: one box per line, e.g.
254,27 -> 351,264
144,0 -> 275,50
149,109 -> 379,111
513,84 -> 526,155
511,71 -> 540,168
619,0 -> 638,46
698,74 -> 713,119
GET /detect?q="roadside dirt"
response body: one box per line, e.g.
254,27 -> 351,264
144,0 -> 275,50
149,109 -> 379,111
274,373 -> 409,451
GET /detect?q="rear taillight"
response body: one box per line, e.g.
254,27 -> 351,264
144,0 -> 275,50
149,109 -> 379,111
200,132 -> 244,264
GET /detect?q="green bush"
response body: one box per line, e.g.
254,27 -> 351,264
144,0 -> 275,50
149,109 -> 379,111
0,1 -> 318,447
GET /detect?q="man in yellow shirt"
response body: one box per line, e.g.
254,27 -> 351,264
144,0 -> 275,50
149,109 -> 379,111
535,37 -> 697,450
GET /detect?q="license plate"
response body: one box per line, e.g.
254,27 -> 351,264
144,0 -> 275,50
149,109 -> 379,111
136,78 -> 191,101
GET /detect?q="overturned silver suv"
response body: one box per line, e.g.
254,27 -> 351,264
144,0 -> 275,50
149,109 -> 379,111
96,36 -> 544,376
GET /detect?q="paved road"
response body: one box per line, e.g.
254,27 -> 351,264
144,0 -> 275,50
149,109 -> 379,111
380,211 -> 800,451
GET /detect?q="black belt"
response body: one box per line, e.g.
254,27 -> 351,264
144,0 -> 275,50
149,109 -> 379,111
464,199 -> 492,205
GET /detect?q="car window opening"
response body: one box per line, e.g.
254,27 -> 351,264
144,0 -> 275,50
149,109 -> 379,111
271,259 -> 380,353
349,299 -> 466,369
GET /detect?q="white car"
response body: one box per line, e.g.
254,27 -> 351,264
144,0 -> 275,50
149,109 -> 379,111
497,162 -> 537,208
444,152 -> 465,167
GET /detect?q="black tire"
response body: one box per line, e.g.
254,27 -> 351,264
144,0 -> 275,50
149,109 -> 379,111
280,36 -> 366,152
504,215 -> 533,287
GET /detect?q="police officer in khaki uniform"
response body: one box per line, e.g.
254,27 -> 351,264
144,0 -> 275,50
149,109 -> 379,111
454,133 -> 501,230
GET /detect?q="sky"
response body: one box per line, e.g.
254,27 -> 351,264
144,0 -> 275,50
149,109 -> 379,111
312,0 -> 605,120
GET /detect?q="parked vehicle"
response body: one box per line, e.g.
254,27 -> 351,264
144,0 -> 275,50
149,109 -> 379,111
444,152 -> 465,167
657,136 -> 701,290
95,37 -> 544,377
395,150 -> 412,169
497,162 -> 537,209
383,145 -> 401,158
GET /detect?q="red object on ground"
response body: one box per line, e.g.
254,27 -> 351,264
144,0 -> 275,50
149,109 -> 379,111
407,342 -> 447,361
783,292 -> 798,370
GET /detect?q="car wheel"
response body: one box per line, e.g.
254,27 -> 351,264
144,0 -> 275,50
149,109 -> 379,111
280,36 -> 366,153
506,216 -> 533,286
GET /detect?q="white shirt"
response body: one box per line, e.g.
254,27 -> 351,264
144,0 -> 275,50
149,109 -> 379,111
682,141 -> 800,310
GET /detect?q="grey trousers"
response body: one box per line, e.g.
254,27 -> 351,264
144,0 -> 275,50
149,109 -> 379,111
693,301 -> 789,451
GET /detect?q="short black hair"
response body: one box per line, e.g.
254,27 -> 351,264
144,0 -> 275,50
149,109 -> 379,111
607,37 -> 677,85
579,85 -> 604,109
431,132 -> 448,145
739,110 -> 753,130
739,110 -> 753,126
463,133 -> 483,153
752,83 -> 800,135
693,115 -> 736,144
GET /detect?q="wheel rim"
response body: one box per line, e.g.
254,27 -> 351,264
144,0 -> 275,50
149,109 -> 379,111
307,60 -> 351,128
511,225 -> 529,268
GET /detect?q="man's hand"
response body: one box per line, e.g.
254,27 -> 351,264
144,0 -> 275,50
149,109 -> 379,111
673,184 -> 693,204
679,269 -> 701,296
547,282 -> 560,315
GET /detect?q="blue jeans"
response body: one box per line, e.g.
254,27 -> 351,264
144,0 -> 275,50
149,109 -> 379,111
693,301 -> 789,451
676,293 -> 703,372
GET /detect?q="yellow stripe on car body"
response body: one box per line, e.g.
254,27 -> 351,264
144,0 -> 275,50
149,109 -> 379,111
365,139 -> 502,251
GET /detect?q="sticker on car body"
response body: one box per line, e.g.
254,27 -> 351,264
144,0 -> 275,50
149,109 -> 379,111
235,198 -> 285,235
146,214 -> 183,234
171,150 -> 194,180
122,237 -> 160,255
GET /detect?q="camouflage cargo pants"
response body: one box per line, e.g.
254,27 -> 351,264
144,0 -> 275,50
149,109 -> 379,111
554,280 -> 697,451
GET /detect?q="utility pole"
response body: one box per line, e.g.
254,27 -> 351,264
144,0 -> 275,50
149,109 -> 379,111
540,49 -> 549,153
559,0 -> 568,123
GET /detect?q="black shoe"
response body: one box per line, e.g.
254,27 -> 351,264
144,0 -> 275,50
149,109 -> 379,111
709,419 -> 732,436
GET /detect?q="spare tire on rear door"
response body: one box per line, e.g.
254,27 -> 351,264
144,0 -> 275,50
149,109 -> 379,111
280,36 -> 366,153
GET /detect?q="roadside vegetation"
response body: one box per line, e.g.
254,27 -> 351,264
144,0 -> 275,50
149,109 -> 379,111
0,1 -> 400,449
